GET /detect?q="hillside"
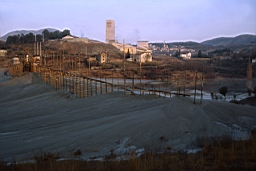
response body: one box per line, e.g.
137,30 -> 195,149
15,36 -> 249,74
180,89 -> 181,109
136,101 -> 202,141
1,71 -> 256,162
0,28 -> 58,40
201,34 -> 256,46
44,41 -> 122,58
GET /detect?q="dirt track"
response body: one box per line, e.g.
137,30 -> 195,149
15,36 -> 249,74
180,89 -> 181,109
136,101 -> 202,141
0,71 -> 256,162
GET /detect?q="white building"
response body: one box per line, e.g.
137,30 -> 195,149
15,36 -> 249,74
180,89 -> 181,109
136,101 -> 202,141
112,41 -> 152,63
180,52 -> 191,59
135,47 -> 152,62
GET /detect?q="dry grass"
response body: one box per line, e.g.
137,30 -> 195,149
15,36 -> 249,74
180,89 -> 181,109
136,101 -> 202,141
1,131 -> 256,171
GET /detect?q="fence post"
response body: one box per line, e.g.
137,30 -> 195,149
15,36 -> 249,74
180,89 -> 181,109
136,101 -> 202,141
194,72 -> 197,104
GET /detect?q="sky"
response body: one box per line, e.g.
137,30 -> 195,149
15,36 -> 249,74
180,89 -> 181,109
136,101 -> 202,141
0,0 -> 255,43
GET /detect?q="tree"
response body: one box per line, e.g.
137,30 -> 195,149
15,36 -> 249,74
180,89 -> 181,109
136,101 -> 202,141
62,29 -> 71,37
253,86 -> 256,97
6,35 -> 19,44
219,86 -> 228,98
126,49 -> 130,59
20,34 -> 25,43
42,29 -> 50,41
36,34 -> 42,42
6,36 -> 14,44
174,50 -> 179,57
53,30 -> 60,39
197,50 -> 203,58
28,33 -> 35,43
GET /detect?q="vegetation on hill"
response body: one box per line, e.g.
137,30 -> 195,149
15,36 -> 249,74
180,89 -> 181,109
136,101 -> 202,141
5,29 -> 71,44
201,34 -> 256,46
0,28 -> 57,40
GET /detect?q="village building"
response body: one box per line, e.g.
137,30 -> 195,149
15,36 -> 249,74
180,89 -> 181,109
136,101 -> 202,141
112,42 -> 137,54
135,47 -> 153,62
112,41 -> 152,63
0,49 -> 7,57
97,52 -> 107,63
180,51 -> 191,59
11,57 -> 20,65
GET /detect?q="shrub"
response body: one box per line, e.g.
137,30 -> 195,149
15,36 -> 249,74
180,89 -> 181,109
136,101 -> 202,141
247,88 -> 252,96
219,86 -> 228,98
253,86 -> 256,97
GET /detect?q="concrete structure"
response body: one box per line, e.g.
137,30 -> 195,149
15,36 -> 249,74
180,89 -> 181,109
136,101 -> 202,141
62,35 -> 76,40
112,42 -> 136,54
106,20 -> 115,43
62,35 -> 89,43
137,41 -> 149,49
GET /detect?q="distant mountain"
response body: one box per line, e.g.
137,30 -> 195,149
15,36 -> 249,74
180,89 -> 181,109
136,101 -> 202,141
0,28 -> 58,40
201,34 -> 256,46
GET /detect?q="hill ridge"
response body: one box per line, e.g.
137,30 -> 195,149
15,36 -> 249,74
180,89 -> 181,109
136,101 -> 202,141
201,34 -> 256,46
0,28 -> 58,40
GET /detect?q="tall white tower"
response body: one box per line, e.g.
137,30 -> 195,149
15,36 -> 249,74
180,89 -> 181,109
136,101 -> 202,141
106,20 -> 115,43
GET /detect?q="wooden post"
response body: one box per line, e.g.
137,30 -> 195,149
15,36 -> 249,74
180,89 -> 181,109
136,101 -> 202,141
112,70 -> 113,92
140,61 -> 142,95
95,80 -> 97,95
83,77 -> 85,98
184,71 -> 187,96
71,74 -> 73,93
118,77 -> 119,91
132,73 -> 134,93
100,67 -> 102,94
87,77 -> 89,96
105,75 -> 107,94
194,72 -> 197,104
65,73 -> 68,91
159,84 -> 161,97
80,76 -> 82,98
90,78 -> 93,96
55,73 -> 58,90
74,73 -> 77,97
123,39 -> 126,95
200,65 -> 204,104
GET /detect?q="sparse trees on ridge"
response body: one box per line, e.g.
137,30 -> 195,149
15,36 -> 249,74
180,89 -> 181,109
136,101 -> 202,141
6,29 -> 71,44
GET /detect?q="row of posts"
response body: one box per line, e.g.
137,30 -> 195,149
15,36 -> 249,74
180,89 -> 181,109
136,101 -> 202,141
38,66 -> 204,103
39,67 -> 113,98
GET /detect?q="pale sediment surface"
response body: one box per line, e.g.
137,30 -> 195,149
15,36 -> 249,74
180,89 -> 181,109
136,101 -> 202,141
0,72 -> 256,162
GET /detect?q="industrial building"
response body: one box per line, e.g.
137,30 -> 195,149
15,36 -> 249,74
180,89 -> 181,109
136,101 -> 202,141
106,20 -> 115,44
